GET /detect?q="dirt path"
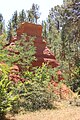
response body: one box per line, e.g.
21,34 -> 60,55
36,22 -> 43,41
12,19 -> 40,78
7,101 -> 80,120
13,107 -> 80,120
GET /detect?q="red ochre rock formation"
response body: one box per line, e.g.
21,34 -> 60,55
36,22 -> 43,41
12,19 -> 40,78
9,22 -> 59,83
17,22 -> 42,37
16,22 -> 59,68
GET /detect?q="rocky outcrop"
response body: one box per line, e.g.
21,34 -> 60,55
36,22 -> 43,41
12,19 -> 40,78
8,22 -> 59,82
15,22 -> 59,68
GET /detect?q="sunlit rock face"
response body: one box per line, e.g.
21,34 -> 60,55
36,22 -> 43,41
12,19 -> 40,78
15,22 -> 59,68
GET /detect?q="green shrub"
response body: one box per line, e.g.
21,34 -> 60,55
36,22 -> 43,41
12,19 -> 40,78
0,63 -> 19,119
17,64 -> 56,111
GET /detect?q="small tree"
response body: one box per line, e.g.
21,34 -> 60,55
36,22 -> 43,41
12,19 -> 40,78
0,13 -> 5,35
7,34 -> 36,78
18,9 -> 26,23
17,64 -> 56,111
27,3 -> 40,23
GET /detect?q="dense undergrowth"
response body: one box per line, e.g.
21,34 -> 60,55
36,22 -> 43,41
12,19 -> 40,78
0,63 -> 57,119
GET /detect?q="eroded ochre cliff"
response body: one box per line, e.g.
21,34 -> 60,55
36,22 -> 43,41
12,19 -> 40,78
15,22 -> 59,68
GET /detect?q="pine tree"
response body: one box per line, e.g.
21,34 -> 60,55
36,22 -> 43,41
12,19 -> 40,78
12,10 -> 18,31
0,14 -> 4,35
27,3 -> 40,23
18,9 -> 26,23
6,21 -> 12,42
45,0 -> 80,90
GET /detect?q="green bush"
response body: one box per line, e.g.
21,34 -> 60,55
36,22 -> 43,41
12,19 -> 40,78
0,63 -> 19,119
17,64 -> 56,111
66,67 -> 80,92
